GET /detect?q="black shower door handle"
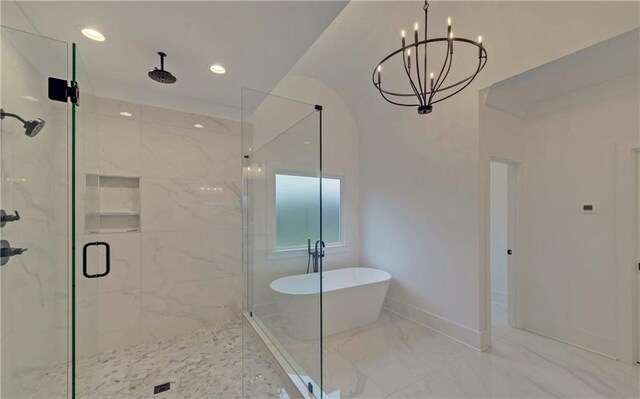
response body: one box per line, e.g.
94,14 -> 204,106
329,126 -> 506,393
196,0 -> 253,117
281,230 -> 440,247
83,241 -> 110,278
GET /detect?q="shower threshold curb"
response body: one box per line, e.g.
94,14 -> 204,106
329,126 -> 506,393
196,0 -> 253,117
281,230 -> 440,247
243,312 -> 334,399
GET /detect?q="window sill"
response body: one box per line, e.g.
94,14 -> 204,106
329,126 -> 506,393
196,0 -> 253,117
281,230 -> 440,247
265,244 -> 350,260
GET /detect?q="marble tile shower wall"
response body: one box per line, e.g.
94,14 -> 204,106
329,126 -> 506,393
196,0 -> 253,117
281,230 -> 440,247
77,95 -> 242,357
1,33 -> 69,396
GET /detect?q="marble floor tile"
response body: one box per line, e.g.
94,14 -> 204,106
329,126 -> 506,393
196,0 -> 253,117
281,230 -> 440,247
385,370 -> 473,399
491,324 -> 516,342
502,330 -> 640,398
260,309 -> 639,399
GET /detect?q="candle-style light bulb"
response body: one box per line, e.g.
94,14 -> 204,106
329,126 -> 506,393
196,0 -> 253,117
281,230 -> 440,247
414,22 -> 419,43
407,49 -> 411,66
478,36 -> 483,58
430,72 -> 434,90
447,17 -> 451,26
478,35 -> 482,44
449,31 -> 454,55
401,30 -> 406,48
447,17 -> 452,36
377,65 -> 382,83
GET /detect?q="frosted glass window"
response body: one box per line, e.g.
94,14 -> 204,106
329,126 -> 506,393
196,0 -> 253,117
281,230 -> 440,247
275,174 -> 341,248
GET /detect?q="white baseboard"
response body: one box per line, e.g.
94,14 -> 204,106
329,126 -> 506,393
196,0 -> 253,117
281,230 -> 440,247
383,296 -> 483,351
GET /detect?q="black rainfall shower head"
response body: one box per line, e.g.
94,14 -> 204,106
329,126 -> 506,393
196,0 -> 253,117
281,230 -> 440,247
148,52 -> 177,84
0,108 -> 45,137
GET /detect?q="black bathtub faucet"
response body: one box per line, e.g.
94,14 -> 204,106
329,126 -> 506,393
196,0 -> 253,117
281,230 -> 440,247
307,238 -> 325,273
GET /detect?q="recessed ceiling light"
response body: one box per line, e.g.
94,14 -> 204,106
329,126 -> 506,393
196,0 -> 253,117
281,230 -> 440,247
210,64 -> 226,74
303,141 -> 311,145
194,123 -> 204,129
81,28 -> 105,42
119,111 -> 133,117
21,95 -> 38,102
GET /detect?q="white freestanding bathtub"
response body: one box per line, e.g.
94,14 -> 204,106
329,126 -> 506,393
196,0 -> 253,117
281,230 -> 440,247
270,267 -> 391,339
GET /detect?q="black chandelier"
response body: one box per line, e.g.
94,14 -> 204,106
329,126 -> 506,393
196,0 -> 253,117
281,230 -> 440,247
373,1 -> 487,114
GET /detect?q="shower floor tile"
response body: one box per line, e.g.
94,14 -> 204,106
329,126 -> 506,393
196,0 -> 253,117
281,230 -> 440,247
29,323 -> 290,399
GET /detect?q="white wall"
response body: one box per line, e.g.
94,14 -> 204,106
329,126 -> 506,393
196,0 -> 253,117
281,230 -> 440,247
489,161 -> 508,308
522,90 -> 638,359
481,74 -> 639,360
283,1 -> 639,349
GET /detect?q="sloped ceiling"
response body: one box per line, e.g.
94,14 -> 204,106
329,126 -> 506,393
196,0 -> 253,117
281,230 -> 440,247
287,1 -> 639,132
2,1 -> 348,119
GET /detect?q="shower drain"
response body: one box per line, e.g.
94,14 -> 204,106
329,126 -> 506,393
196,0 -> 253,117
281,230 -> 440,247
154,382 -> 171,394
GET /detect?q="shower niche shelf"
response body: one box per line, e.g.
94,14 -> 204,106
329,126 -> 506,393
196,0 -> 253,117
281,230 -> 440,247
86,174 -> 140,234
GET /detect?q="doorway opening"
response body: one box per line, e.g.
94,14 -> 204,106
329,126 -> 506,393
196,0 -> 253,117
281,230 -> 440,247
489,159 -> 518,341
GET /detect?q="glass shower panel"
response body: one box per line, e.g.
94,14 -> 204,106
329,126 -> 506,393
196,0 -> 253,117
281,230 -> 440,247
242,88 -> 323,396
0,27 -> 69,397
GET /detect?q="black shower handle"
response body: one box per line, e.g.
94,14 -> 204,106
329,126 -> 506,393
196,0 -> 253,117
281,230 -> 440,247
83,241 -> 110,278
0,210 -> 20,227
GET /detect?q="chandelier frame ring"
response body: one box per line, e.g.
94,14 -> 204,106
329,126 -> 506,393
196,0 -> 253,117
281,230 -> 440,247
372,37 -> 487,104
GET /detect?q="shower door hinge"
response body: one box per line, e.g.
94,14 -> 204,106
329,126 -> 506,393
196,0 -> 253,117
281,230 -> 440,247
48,77 -> 79,106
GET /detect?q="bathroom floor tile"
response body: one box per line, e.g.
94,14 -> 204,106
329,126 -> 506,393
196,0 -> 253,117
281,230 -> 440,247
491,324 -> 516,342
501,331 -> 640,398
260,309 -> 639,399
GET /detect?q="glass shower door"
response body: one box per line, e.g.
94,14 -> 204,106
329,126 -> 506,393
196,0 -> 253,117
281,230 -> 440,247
0,27 -> 70,398
72,45 -> 104,398
242,88 -> 323,397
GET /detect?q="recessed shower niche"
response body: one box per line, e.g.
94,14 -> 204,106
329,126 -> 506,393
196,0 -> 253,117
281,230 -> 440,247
85,174 -> 141,233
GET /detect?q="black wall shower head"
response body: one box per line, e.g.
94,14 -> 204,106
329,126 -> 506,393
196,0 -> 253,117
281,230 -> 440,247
148,52 -> 177,84
0,108 -> 45,137
24,118 -> 45,137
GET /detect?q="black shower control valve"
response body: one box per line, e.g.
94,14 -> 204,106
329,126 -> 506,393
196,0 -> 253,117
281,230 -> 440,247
0,210 -> 20,227
0,239 -> 27,266
2,247 -> 27,257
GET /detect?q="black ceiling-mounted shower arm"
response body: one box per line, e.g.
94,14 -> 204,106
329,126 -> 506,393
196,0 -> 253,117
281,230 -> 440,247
0,108 -> 45,137
158,52 -> 166,70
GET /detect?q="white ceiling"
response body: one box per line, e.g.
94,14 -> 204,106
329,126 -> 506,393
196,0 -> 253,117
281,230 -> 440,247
284,1 -> 639,130
2,1 -> 347,119
485,28 -> 640,118
492,28 -> 640,105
